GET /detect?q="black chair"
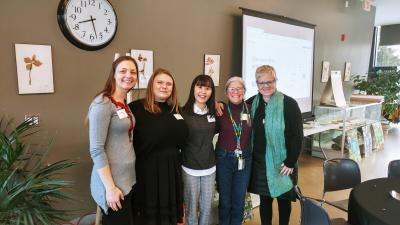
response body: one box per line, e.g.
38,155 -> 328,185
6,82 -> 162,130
388,159 -> 400,178
295,186 -> 350,225
322,158 -> 361,212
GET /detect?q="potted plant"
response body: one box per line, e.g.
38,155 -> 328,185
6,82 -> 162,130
352,69 -> 400,123
0,117 -> 75,225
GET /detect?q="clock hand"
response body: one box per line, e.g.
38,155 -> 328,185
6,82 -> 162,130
90,15 -> 98,39
78,18 -> 97,24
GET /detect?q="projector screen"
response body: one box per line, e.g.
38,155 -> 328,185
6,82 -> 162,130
242,9 -> 315,118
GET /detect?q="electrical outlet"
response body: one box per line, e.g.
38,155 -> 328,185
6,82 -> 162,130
25,114 -> 40,126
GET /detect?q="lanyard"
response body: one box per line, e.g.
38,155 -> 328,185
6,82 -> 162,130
227,103 -> 245,150
110,96 -> 134,142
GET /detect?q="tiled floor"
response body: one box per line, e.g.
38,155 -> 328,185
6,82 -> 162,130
244,125 -> 400,225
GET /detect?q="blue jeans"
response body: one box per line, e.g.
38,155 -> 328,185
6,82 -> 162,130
216,148 -> 252,225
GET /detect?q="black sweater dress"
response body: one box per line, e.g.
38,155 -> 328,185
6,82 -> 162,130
129,99 -> 188,225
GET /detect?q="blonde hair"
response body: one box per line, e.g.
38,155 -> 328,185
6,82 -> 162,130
255,65 -> 277,81
144,68 -> 179,114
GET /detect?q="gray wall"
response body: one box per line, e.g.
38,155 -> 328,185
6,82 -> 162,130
0,0 -> 375,215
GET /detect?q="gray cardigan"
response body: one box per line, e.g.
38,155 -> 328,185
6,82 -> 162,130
88,95 -> 136,213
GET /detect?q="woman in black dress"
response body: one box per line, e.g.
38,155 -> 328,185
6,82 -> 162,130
129,68 -> 188,225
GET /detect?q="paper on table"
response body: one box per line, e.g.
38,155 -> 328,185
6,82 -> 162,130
320,70 -> 347,107
331,71 -> 347,107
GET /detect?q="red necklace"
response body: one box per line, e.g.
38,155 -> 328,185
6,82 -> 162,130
109,96 -> 134,142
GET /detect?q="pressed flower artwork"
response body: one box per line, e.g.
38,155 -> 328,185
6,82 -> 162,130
130,49 -> 153,89
204,54 -> 220,86
24,54 -> 43,85
15,44 -> 54,94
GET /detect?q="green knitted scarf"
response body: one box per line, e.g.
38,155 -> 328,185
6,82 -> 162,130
251,91 -> 293,197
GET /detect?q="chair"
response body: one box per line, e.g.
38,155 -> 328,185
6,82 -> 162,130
295,186 -> 350,225
322,158 -> 361,212
388,159 -> 400,178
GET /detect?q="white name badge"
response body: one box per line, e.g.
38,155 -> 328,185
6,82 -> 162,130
116,109 -> 128,119
262,119 -> 265,124
238,157 -> 245,170
207,115 -> 216,123
241,113 -> 249,121
174,114 -> 184,120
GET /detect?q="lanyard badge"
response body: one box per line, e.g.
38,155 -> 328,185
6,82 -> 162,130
227,103 -> 245,152
238,157 -> 245,170
228,103 -> 246,171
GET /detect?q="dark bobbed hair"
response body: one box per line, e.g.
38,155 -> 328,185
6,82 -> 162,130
95,55 -> 139,99
182,75 -> 216,117
144,68 -> 179,114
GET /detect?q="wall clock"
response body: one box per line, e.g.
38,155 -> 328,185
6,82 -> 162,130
57,0 -> 117,51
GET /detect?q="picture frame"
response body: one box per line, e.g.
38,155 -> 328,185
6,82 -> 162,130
15,44 -> 54,94
204,54 -> 220,86
130,49 -> 154,89
344,62 -> 352,81
321,61 -> 330,83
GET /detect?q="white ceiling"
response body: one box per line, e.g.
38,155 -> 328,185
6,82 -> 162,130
374,0 -> 400,25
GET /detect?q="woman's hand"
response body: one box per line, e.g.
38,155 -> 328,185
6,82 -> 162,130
106,186 -> 124,211
215,102 -> 224,116
280,163 -> 294,176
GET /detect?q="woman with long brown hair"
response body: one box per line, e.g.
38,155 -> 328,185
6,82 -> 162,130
129,68 -> 188,225
88,56 -> 138,225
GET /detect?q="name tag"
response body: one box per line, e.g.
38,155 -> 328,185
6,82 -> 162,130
241,113 -> 249,121
207,115 -> 215,123
116,109 -> 128,119
238,157 -> 245,170
174,114 -> 184,120
262,119 -> 265,124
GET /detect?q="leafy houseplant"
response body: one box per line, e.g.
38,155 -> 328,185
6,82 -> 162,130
0,118 -> 75,225
352,70 -> 400,123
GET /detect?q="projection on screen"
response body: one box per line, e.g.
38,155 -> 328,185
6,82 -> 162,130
242,13 -> 315,116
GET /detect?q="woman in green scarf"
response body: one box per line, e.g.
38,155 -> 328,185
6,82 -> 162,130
247,65 -> 303,225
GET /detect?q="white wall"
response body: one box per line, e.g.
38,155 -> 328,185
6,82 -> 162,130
375,0 -> 400,25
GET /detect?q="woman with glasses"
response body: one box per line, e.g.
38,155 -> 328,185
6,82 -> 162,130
247,65 -> 303,225
129,68 -> 188,225
215,77 -> 252,225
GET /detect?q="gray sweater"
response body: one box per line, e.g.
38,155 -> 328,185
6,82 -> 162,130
88,95 -> 136,213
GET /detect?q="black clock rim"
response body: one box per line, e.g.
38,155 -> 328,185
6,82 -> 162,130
57,0 -> 118,51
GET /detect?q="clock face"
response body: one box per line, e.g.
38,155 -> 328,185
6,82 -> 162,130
57,0 -> 117,50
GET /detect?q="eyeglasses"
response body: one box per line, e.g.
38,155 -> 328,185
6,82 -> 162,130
256,80 -> 276,86
227,87 -> 244,92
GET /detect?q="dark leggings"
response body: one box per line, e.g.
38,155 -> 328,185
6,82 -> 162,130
259,195 -> 291,225
101,190 -> 134,225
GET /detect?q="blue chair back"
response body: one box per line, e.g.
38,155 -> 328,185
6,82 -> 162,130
388,159 -> 400,178
295,186 -> 332,225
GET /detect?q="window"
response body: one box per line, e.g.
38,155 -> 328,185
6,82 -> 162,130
374,25 -> 400,70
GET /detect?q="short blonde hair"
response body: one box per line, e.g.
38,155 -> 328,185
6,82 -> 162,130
255,65 -> 277,81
